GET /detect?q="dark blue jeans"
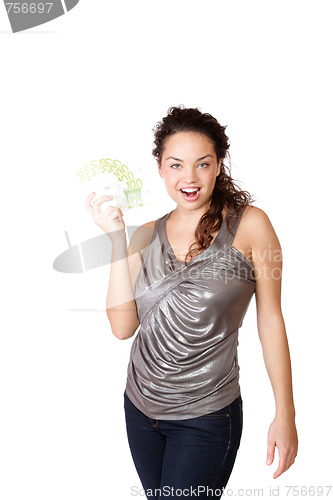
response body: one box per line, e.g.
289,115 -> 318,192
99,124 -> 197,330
124,390 -> 243,499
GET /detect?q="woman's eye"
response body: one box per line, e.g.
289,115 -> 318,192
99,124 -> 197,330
170,163 -> 209,169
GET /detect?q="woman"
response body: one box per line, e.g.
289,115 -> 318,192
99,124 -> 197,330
85,105 -> 298,499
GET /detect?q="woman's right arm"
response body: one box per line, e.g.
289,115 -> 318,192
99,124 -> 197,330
106,222 -> 155,339
105,230 -> 139,340
84,192 -> 154,340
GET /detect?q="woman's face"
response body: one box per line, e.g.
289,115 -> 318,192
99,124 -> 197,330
158,131 -> 220,211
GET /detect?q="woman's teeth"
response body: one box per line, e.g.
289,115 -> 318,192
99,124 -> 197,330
180,188 -> 200,196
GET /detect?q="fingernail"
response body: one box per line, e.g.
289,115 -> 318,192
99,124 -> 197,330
266,459 -> 271,465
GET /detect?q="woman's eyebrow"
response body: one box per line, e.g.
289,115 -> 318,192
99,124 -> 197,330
165,154 -> 214,162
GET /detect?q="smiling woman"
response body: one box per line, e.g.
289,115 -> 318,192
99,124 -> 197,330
85,104 -> 298,500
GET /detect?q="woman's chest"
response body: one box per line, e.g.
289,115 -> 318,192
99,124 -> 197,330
166,226 -> 219,263
166,225 -> 252,266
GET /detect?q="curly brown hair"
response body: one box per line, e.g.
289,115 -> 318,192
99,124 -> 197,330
152,105 -> 255,265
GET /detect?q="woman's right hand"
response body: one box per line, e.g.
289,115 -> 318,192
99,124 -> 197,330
84,192 -> 126,241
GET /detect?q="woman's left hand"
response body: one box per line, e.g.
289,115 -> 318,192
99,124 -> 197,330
266,415 -> 298,479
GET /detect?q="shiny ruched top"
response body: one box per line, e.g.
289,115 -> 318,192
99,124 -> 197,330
125,205 -> 256,420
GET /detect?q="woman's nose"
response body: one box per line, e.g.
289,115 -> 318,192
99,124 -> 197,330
181,169 -> 199,183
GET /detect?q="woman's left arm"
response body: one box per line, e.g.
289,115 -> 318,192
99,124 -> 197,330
247,206 -> 298,479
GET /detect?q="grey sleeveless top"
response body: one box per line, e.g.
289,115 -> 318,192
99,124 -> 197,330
125,205 -> 256,420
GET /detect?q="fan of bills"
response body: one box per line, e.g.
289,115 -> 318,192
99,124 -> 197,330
77,158 -> 144,214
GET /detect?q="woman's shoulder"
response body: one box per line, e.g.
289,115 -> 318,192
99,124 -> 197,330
240,204 -> 271,228
240,205 -> 280,247
128,219 -> 157,256
141,219 -> 157,230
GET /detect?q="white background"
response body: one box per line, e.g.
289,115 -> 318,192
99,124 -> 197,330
0,1 -> 332,499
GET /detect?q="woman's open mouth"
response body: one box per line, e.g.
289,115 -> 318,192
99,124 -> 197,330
179,187 -> 201,201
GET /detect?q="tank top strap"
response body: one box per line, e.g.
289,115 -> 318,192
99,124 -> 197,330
219,205 -> 247,249
154,212 -> 169,245
154,213 -> 167,236
151,212 -> 171,260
